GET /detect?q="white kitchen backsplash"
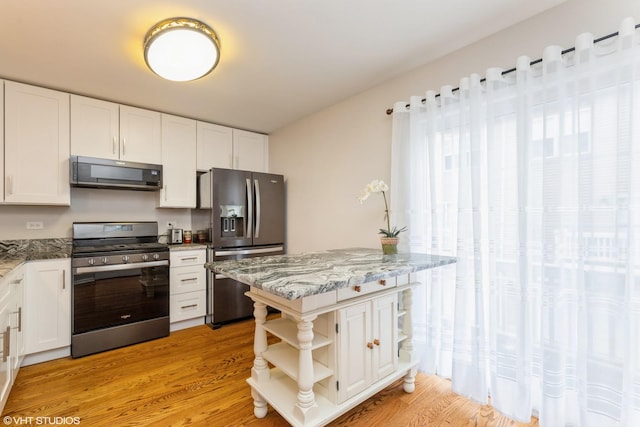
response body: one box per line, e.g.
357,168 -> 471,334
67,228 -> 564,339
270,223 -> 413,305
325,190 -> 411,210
0,187 -> 192,240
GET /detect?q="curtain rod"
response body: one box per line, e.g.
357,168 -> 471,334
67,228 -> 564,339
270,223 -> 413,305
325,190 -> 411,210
385,23 -> 640,115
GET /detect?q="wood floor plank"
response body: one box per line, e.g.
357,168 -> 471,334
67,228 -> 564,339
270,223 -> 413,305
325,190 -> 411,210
3,320 -> 538,426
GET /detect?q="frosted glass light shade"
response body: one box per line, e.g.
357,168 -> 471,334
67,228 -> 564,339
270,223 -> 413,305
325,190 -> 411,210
144,18 -> 220,82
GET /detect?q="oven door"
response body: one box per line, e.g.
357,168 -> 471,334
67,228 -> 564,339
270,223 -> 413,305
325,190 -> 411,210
72,260 -> 169,335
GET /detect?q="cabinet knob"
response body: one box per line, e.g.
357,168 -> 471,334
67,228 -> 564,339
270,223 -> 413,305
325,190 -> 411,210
373,339 -> 380,346
354,285 -> 361,292
379,279 -> 386,286
367,342 -> 373,349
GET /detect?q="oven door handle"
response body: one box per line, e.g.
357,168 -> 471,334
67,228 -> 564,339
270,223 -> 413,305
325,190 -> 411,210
73,260 -> 169,275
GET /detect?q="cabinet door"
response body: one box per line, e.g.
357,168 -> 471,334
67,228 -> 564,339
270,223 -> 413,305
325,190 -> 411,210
232,129 -> 268,172
4,81 -> 70,205
371,294 -> 397,381
159,114 -> 197,208
24,260 -> 71,354
119,105 -> 162,164
70,95 -> 119,159
0,298 -> 11,411
338,302 -> 371,402
196,121 -> 233,171
9,270 -> 24,377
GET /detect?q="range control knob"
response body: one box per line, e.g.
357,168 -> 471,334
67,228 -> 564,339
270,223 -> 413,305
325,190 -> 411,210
87,258 -> 95,266
102,257 -> 109,264
141,254 -> 149,262
153,253 -> 160,260
122,255 -> 130,263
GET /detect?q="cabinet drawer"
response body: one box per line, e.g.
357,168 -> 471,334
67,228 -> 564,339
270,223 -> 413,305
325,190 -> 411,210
336,278 -> 396,301
170,250 -> 206,267
170,290 -> 206,322
170,267 -> 206,294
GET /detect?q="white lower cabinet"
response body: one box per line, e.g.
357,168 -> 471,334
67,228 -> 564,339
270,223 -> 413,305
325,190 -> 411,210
337,293 -> 397,402
0,294 -> 11,412
24,259 -> 71,355
0,265 -> 25,413
169,249 -> 206,328
247,275 -> 417,426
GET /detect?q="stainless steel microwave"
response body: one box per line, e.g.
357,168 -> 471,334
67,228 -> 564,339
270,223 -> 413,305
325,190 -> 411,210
70,156 -> 162,191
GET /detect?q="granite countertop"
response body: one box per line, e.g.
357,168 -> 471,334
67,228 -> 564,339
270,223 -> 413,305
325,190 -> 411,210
0,238 -> 72,279
168,243 -> 208,251
207,248 -> 456,300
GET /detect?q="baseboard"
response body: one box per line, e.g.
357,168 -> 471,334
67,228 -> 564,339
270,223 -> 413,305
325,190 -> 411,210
170,317 -> 205,332
22,346 -> 71,366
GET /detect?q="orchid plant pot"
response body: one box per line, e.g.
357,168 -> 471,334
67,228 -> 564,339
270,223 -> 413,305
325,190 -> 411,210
380,236 -> 399,255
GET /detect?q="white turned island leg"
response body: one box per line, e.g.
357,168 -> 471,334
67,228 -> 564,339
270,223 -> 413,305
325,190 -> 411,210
400,287 -> 417,393
251,300 -> 269,418
293,316 -> 318,423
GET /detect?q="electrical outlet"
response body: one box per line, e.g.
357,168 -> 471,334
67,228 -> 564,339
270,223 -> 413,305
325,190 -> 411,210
26,221 -> 44,230
166,221 -> 177,228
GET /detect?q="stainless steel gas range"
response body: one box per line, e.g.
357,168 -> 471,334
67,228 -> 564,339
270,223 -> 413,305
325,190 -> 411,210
71,222 -> 169,358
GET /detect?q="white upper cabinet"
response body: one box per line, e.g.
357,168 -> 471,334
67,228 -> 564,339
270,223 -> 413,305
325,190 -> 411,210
159,114 -> 197,208
196,121 -> 233,171
70,95 -> 119,159
71,95 -> 161,165
233,129 -> 268,172
197,123 -> 268,172
119,105 -> 162,164
3,81 -> 70,205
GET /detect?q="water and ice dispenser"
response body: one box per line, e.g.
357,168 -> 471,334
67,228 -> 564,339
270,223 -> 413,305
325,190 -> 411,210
219,205 -> 245,238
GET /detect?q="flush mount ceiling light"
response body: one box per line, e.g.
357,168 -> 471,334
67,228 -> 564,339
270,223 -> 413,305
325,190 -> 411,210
144,17 -> 220,82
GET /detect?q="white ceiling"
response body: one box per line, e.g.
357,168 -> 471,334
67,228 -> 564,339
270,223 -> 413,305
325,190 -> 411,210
0,0 -> 565,134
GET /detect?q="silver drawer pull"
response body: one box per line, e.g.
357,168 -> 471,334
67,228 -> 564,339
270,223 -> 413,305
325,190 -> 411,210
180,277 -> 198,282
180,257 -> 198,261
181,304 -> 198,310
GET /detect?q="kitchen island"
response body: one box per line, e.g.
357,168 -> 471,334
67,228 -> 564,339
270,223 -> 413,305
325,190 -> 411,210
207,248 -> 456,427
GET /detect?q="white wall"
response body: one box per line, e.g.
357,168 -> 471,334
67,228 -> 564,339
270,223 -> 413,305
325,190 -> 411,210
0,188 -> 191,239
269,0 -> 640,254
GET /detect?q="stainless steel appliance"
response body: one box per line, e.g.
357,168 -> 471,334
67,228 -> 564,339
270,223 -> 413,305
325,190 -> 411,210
169,228 -> 183,244
70,155 -> 163,191
71,221 -> 169,358
196,168 -> 285,327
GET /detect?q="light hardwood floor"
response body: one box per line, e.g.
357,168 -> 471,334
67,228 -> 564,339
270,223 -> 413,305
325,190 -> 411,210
3,320 -> 539,426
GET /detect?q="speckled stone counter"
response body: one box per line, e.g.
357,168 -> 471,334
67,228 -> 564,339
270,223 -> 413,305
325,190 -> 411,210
0,238 -> 72,279
168,243 -> 207,251
206,247 -> 456,300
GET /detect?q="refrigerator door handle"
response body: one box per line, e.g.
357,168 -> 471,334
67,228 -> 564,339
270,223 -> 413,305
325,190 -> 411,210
254,179 -> 261,239
214,246 -> 284,257
246,178 -> 253,238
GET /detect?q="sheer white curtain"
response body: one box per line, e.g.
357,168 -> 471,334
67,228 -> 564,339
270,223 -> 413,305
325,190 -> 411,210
391,18 -> 640,426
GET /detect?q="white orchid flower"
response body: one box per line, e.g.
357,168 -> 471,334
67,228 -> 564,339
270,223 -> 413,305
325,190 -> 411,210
358,178 -> 406,238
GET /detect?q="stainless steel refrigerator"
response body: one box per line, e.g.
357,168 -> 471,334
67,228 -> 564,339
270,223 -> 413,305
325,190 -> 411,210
196,168 -> 285,327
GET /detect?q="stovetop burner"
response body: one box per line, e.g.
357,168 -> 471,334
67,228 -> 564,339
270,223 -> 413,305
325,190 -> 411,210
72,242 -> 168,255
71,222 -> 169,267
